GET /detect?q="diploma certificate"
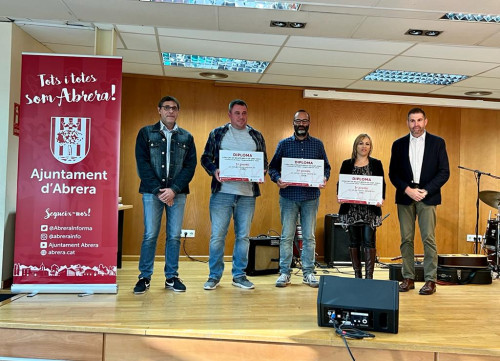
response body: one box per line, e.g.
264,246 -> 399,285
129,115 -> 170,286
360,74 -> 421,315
281,158 -> 324,187
337,174 -> 383,205
219,150 -> 265,182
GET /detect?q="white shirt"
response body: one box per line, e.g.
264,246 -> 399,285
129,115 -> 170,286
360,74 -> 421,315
160,121 -> 178,178
409,131 -> 426,184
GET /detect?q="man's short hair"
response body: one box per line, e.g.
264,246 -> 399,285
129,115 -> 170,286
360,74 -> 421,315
407,107 -> 425,120
158,96 -> 180,110
295,109 -> 310,120
228,99 -> 248,112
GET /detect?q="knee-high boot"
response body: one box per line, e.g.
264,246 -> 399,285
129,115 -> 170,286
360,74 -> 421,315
349,247 -> 362,278
364,248 -> 377,279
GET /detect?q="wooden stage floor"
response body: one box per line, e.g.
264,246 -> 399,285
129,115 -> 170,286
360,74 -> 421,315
1,261 -> 500,361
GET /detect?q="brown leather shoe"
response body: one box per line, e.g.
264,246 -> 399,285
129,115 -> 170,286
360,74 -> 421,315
398,278 -> 415,292
419,281 -> 436,295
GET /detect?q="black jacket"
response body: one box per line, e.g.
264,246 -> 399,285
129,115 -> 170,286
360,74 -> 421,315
388,132 -> 449,206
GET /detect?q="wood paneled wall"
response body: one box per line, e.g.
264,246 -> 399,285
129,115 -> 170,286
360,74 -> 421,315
120,74 -> 500,261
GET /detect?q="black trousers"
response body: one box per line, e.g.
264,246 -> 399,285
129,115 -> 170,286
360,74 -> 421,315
348,224 -> 376,249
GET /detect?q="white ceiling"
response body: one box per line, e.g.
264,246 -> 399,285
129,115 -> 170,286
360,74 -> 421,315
4,0 -> 500,99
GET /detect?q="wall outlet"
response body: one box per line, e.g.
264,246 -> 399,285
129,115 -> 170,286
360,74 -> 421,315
467,234 -> 482,242
181,229 -> 195,238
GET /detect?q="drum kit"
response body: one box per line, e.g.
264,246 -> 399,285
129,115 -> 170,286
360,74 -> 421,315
479,190 -> 500,269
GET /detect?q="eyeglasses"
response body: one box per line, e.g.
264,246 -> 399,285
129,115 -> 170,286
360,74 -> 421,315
293,119 -> 310,125
161,105 -> 179,112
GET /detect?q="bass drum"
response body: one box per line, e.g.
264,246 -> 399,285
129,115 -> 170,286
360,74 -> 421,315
483,219 -> 498,251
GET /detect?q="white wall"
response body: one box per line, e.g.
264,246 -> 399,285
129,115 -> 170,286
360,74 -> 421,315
0,23 -> 50,288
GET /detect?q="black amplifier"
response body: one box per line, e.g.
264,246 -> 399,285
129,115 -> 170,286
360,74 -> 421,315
245,236 -> 280,276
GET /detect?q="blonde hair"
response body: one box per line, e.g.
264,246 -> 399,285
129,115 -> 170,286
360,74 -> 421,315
351,133 -> 372,160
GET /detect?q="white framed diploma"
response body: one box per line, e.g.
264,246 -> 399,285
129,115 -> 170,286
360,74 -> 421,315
281,158 -> 325,187
219,150 -> 265,182
337,174 -> 383,205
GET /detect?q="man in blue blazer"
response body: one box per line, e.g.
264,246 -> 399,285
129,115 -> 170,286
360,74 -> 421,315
389,108 -> 450,295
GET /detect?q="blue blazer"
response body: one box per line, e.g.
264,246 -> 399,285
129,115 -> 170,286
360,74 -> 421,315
388,132 -> 450,206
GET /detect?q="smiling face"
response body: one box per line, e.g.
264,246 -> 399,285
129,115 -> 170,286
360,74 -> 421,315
158,100 -> 179,130
356,137 -> 372,158
228,104 -> 248,130
407,111 -> 428,138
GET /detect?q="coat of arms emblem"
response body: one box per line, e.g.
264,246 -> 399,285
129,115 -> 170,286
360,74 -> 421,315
50,117 -> 91,164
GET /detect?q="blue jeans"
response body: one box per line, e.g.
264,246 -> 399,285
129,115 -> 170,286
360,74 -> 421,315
208,192 -> 256,280
279,196 -> 319,276
138,193 -> 186,280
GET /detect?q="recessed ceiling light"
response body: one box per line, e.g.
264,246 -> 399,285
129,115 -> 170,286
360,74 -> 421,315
162,52 -> 269,73
270,20 -> 306,28
442,12 -> 500,23
464,91 -> 492,96
405,29 -> 441,37
199,72 -> 228,79
424,30 -> 441,37
140,0 -> 300,10
270,20 -> 287,27
364,69 -> 468,85
289,22 -> 305,28
406,29 -> 423,36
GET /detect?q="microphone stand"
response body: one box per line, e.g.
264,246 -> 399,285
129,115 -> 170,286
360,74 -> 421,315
458,166 -> 500,254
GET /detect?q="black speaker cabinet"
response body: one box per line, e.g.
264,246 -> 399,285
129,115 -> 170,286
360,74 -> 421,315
324,214 -> 353,265
317,276 -> 399,334
245,236 -> 280,276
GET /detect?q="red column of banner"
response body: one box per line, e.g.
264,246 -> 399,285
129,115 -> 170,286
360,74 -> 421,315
13,53 -> 122,293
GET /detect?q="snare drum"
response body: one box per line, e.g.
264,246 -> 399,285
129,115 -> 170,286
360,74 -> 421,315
483,219 -> 499,250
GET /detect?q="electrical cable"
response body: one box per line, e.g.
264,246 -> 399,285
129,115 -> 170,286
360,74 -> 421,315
332,320 -> 375,361
182,235 -> 208,263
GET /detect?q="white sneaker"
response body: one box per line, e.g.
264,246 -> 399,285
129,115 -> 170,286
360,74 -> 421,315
302,273 -> 319,288
275,273 -> 291,287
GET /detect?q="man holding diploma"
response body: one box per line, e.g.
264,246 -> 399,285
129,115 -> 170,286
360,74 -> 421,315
201,99 -> 268,290
269,110 -> 330,288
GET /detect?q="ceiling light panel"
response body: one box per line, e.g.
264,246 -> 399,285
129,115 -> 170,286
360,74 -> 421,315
364,69 -> 467,85
140,0 -> 300,10
442,13 -> 500,23
162,52 -> 270,73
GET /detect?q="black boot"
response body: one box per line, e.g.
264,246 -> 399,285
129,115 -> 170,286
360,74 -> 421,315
349,247 -> 362,278
364,248 -> 377,279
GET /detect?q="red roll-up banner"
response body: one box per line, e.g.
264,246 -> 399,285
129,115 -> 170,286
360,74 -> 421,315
12,53 -> 122,294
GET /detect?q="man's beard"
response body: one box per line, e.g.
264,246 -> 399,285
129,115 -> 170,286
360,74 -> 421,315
294,125 -> 309,137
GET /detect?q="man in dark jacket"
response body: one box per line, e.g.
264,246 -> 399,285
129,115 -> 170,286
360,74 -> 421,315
133,95 -> 197,294
389,107 -> 449,295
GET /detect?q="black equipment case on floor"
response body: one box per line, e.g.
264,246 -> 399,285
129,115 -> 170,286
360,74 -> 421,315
389,264 -> 492,284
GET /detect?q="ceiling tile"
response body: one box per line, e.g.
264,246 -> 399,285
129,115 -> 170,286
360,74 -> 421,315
157,28 -> 287,46
260,74 -> 354,88
286,36 -> 414,54
275,47 -> 394,68
116,24 -> 155,35
120,33 -> 158,51
159,37 -> 280,61
266,63 -> 369,79
403,43 -> 500,63
122,62 -> 163,76
16,24 -> 94,46
382,56 -> 498,75
116,49 -> 160,64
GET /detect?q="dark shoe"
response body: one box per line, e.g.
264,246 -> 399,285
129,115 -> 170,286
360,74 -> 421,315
419,281 -> 436,295
399,278 -> 415,292
133,277 -> 150,294
165,277 -> 186,292
364,248 -> 377,279
349,247 -> 362,278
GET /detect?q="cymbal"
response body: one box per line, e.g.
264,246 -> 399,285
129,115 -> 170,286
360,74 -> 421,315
479,190 -> 500,209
